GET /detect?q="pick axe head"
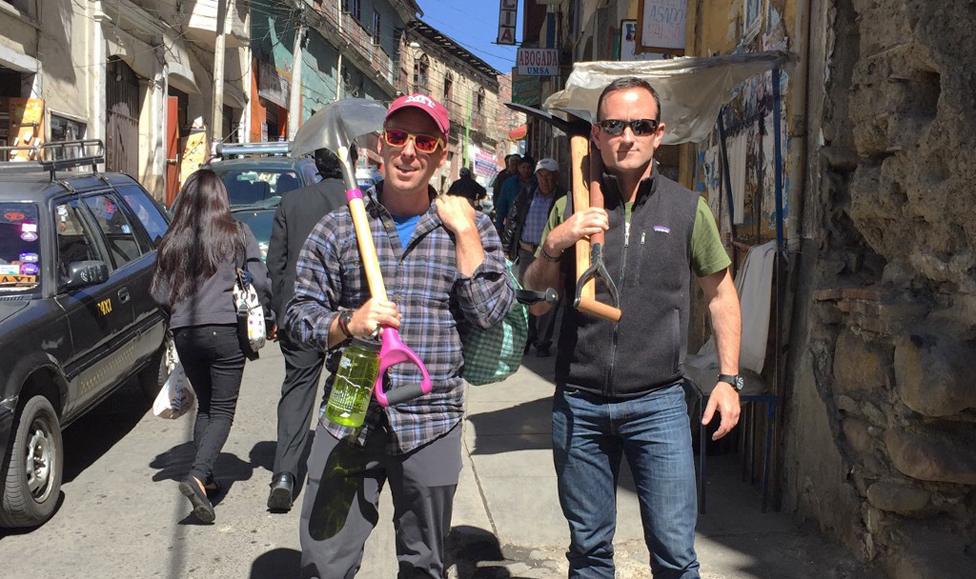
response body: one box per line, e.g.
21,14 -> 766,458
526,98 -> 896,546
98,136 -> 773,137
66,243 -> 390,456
292,98 -> 388,190
504,102 -> 591,137
504,102 -> 622,322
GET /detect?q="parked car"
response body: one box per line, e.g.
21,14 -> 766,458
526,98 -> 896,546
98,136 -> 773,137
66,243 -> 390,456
231,206 -> 274,262
0,140 -> 171,528
204,142 -> 319,210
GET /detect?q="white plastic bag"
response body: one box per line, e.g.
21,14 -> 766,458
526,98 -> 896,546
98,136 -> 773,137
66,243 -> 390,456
153,359 -> 195,419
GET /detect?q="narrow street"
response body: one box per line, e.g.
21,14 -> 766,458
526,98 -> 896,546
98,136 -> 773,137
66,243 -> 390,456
0,346 -> 881,579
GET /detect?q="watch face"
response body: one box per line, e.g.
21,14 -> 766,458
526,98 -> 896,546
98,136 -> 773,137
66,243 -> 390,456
734,376 -> 745,391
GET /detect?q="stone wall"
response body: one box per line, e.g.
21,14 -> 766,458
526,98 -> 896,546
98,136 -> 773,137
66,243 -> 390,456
783,0 -> 976,577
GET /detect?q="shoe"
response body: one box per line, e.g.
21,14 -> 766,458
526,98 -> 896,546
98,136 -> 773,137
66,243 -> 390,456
179,477 -> 215,524
523,341 -> 533,355
202,476 -> 221,498
267,472 -> 295,512
536,345 -> 552,358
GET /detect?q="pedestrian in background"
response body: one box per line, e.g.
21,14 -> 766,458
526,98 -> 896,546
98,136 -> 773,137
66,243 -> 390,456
264,148 -> 350,512
285,93 -> 513,578
524,77 -> 742,578
502,157 -> 565,357
494,155 -> 535,233
446,166 -> 486,205
151,169 -> 272,524
491,153 -> 520,210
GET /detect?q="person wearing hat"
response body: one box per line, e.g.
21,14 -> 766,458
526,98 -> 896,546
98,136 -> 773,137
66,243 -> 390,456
265,147 -> 351,512
494,154 -> 536,233
501,157 -> 565,356
284,93 -> 514,578
446,165 -> 487,204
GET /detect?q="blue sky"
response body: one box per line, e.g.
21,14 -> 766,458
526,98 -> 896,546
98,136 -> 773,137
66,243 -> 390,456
416,0 -> 522,74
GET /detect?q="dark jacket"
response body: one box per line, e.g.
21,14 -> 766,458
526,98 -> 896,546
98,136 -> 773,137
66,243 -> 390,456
491,169 -> 512,206
267,178 -> 347,322
555,172 -> 699,398
446,175 -> 486,203
152,223 -> 271,329
501,185 -> 565,260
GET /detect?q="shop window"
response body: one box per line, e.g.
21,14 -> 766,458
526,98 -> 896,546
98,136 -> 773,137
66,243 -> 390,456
49,115 -> 87,158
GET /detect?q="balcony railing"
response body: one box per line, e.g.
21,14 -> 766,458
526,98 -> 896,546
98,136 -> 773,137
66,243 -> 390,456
312,2 -> 396,88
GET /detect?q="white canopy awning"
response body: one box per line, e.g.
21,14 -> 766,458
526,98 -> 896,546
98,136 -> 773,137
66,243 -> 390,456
543,51 -> 795,144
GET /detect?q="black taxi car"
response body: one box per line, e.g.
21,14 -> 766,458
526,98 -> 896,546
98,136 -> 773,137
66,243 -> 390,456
0,141 -> 170,527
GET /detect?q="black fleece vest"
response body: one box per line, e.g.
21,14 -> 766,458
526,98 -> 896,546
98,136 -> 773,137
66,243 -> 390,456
556,172 -> 699,398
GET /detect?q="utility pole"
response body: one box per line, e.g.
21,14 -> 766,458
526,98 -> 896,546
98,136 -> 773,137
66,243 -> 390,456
335,0 -> 343,100
211,0 -> 232,145
288,3 -> 307,140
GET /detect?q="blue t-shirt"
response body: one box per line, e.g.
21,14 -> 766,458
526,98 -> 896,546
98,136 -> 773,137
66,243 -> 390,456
392,213 -> 421,250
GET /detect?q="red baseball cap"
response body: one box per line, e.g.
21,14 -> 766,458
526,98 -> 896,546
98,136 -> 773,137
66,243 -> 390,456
386,94 -> 450,137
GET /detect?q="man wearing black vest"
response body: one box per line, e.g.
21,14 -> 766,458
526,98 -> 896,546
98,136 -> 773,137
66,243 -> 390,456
265,147 -> 349,512
524,77 -> 742,578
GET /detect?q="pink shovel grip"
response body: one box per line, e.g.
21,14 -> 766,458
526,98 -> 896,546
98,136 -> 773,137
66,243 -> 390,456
373,327 -> 433,407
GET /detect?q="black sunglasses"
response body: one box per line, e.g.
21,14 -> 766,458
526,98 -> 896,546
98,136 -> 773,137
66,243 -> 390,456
597,119 -> 659,136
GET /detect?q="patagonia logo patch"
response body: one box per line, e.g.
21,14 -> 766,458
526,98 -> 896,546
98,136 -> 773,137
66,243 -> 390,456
653,225 -> 671,234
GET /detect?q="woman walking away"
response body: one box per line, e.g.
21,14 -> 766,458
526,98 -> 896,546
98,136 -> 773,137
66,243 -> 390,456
151,170 -> 272,524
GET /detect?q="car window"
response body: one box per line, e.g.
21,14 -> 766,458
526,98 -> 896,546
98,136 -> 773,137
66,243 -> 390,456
117,184 -> 169,247
83,194 -> 142,268
300,161 -> 322,185
55,200 -> 99,287
0,203 -> 42,294
221,170 -> 300,207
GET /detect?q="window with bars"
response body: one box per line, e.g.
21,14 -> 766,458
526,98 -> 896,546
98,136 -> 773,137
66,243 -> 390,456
443,74 -> 453,107
372,9 -> 381,44
343,0 -> 361,21
413,54 -> 429,93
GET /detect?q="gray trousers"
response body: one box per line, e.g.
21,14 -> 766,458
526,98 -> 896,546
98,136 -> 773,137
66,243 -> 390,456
299,420 -> 462,579
518,247 -> 557,349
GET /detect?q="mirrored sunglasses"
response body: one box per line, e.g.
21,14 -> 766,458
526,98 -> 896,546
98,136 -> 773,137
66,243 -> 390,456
597,119 -> 659,136
383,128 -> 444,153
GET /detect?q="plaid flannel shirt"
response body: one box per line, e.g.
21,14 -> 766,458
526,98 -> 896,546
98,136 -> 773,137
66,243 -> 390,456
284,183 -> 514,454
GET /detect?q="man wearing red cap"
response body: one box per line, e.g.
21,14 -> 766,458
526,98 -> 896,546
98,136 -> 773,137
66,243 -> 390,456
285,94 -> 514,578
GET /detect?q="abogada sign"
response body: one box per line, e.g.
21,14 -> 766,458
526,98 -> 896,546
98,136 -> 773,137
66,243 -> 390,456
517,48 -> 559,76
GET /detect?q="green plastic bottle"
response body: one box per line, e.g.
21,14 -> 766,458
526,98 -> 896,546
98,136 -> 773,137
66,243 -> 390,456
325,338 -> 380,428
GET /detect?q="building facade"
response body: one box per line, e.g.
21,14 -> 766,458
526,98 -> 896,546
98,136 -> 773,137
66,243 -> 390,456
398,20 -> 505,192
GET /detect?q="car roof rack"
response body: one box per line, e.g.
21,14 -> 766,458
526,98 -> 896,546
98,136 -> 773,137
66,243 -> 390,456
0,140 -> 105,181
215,141 -> 293,158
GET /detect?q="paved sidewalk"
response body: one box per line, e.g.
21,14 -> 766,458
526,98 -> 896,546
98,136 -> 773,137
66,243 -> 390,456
421,353 -> 883,579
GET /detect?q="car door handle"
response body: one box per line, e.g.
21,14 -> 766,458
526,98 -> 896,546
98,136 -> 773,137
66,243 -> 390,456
117,288 -> 130,304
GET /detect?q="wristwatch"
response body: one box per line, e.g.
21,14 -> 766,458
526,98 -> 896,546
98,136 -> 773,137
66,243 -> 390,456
718,373 -> 744,392
337,310 -> 354,339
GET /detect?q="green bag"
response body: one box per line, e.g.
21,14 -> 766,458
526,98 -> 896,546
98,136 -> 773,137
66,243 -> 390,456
461,260 -> 529,386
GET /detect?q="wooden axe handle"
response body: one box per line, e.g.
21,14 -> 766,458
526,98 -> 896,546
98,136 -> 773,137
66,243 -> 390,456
570,134 -> 594,302
576,296 -> 623,322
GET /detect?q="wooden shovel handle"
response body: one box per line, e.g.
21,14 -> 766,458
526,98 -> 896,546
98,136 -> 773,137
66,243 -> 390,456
347,190 -> 388,302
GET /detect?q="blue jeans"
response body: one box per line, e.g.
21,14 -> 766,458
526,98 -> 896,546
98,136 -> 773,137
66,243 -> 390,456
552,384 -> 700,579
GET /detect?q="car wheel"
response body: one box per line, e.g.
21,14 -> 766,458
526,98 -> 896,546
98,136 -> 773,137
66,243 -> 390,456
139,335 -> 175,402
0,395 -> 63,528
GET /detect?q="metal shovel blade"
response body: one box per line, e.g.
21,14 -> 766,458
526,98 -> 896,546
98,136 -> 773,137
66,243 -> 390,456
292,98 -> 388,183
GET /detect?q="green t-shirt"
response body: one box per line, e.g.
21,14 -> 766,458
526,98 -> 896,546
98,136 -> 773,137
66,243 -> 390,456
536,195 -> 730,277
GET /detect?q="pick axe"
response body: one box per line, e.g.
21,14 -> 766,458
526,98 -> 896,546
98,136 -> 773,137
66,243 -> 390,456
504,103 -> 622,322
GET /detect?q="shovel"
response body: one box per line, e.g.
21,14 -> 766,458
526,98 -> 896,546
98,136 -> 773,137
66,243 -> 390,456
293,98 -> 432,407
504,103 -> 622,322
